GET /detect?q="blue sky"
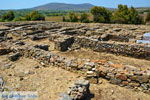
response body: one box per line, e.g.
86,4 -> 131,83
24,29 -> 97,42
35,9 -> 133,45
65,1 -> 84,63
0,0 -> 150,9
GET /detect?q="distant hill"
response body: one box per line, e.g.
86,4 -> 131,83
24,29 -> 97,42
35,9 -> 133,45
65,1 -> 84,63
32,3 -> 94,11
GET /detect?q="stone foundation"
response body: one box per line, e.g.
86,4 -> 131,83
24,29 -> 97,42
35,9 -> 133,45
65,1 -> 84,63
12,44 -> 150,93
75,36 -> 150,59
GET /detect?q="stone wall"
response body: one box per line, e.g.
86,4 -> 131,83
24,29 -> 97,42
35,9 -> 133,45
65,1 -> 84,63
12,45 -> 150,94
75,36 -> 150,59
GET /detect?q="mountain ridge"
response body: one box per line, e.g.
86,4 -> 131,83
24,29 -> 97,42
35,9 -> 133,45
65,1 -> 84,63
32,3 -> 95,11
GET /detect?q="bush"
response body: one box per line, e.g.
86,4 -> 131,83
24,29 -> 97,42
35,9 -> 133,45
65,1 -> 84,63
62,16 -> 66,22
1,11 -> 15,21
13,17 -> 26,21
68,12 -> 78,22
112,5 -> 142,24
145,12 -> 150,23
25,11 -> 45,21
90,6 -> 111,23
80,13 -> 90,23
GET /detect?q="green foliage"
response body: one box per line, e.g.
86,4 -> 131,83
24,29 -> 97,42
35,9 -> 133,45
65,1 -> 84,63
145,13 -> 150,22
1,11 -> 15,21
13,17 -> 26,21
112,5 -> 142,24
62,16 -> 66,22
25,11 -> 45,21
80,13 -> 90,23
68,12 -> 78,22
90,6 -> 111,23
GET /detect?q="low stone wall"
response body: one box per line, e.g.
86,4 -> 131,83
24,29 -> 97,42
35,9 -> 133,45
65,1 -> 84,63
12,45 -> 150,94
75,36 -> 150,59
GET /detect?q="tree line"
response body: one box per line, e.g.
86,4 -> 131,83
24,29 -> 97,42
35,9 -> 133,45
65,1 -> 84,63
0,4 -> 150,24
0,11 -> 45,21
64,5 -> 150,24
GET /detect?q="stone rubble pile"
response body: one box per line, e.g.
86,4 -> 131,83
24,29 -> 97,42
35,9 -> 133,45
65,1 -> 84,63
59,79 -> 90,100
8,52 -> 21,61
0,46 -> 11,55
0,77 -> 4,92
51,35 -> 74,51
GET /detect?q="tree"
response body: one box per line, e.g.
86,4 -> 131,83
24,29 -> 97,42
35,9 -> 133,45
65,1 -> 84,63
68,12 -> 78,22
80,13 -> 89,23
25,11 -> 45,21
112,5 -> 142,24
2,11 -> 15,21
145,12 -> 150,23
90,6 -> 111,23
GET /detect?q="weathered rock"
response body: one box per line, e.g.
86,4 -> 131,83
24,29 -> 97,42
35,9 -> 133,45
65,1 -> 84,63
0,31 -> 5,37
34,44 -> 49,51
99,33 -> 111,41
116,74 -> 127,81
130,75 -> 149,83
8,52 -> 21,61
0,47 -> 11,55
110,78 -> 122,85
31,35 -> 47,41
54,36 -> 74,51
15,41 -> 25,45
0,77 -> 4,92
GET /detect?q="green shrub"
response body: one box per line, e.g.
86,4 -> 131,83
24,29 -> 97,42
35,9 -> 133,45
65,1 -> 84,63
112,5 -> 142,24
13,17 -> 26,21
90,6 -> 111,23
1,11 -> 15,21
68,12 -> 78,22
25,11 -> 45,21
80,13 -> 90,23
145,13 -> 150,23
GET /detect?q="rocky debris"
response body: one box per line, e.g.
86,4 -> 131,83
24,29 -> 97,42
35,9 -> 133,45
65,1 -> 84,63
70,43 -> 80,51
0,47 -> 11,55
31,35 -> 47,41
0,31 -> 5,37
59,79 -> 90,100
10,44 -> 150,93
113,28 -> 122,32
15,41 -> 25,46
99,33 -> 112,41
34,44 -> 49,51
54,36 -> 74,51
0,77 -> 4,92
1,22 -> 150,95
0,63 -> 13,70
8,52 -> 21,61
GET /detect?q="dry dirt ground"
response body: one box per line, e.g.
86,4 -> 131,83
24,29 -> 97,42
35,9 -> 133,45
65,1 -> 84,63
0,37 -> 150,100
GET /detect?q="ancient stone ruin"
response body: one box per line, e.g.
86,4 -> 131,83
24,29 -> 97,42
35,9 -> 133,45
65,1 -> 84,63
0,21 -> 150,100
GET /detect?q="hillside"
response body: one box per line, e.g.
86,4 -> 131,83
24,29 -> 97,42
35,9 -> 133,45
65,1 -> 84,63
32,3 -> 94,11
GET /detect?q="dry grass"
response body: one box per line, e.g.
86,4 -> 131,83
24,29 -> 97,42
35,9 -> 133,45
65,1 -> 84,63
45,16 -> 63,22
